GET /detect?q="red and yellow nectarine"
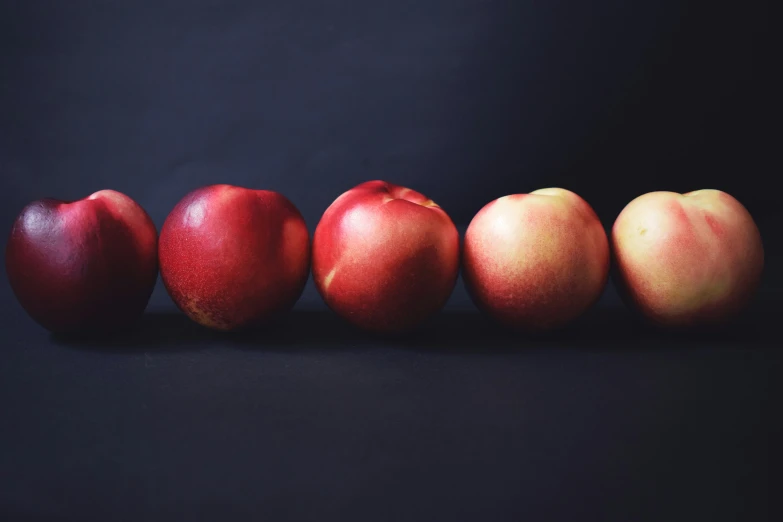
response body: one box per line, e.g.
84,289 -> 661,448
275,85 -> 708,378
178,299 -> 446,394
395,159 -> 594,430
611,190 -> 764,327
463,188 -> 609,331
312,180 -> 459,333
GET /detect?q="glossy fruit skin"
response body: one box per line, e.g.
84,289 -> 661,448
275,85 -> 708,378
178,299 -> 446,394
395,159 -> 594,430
312,180 -> 460,333
462,188 -> 610,331
611,190 -> 764,327
158,184 -> 310,330
5,190 -> 158,333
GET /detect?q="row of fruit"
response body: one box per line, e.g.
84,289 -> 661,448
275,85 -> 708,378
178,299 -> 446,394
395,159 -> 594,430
5,181 -> 763,335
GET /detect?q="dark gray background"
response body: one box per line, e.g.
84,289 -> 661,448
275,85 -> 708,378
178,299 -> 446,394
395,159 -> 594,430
1,0 -> 777,231
0,1 -> 777,521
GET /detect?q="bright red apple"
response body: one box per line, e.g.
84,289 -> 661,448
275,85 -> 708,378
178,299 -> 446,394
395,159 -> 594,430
462,188 -> 610,331
158,184 -> 310,330
5,190 -> 158,333
611,190 -> 764,327
312,180 -> 459,333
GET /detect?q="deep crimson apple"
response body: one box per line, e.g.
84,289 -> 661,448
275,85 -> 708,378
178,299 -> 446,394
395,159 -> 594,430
462,188 -> 610,331
5,190 -> 158,333
158,184 -> 310,330
312,180 -> 460,333
612,190 -> 764,327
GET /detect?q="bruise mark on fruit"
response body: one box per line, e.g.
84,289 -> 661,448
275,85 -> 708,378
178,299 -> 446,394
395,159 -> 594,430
668,199 -> 690,226
638,227 -> 647,236
322,266 -> 337,291
704,214 -> 723,238
185,298 -> 228,330
421,199 -> 440,208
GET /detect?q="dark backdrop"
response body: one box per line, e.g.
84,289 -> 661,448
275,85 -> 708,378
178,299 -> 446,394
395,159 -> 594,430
0,1 -> 777,521
0,0 -> 776,232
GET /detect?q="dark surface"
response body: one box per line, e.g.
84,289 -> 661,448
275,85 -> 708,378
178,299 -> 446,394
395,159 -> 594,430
1,276 -> 779,521
1,0 -> 778,520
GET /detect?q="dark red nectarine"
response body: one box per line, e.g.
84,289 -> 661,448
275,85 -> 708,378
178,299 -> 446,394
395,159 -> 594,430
5,190 -> 158,333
